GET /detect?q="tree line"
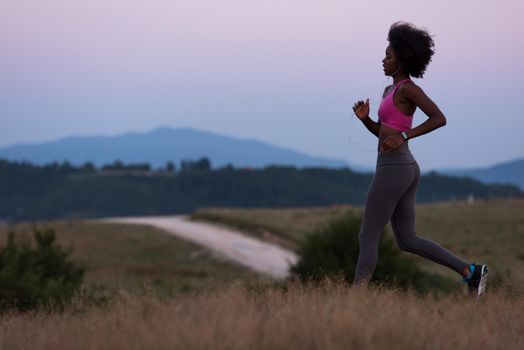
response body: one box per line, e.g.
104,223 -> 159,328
0,158 -> 521,223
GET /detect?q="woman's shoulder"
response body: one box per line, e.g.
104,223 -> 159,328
398,80 -> 421,94
400,79 -> 418,88
398,80 -> 427,102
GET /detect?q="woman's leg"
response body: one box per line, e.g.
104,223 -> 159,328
390,161 -> 470,275
354,163 -> 415,286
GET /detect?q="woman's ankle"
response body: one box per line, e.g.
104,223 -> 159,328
462,264 -> 473,278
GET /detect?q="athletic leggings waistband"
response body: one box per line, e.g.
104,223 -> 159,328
376,151 -> 416,166
376,141 -> 414,165
377,141 -> 415,166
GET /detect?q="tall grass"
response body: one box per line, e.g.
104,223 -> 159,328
1,278 -> 522,349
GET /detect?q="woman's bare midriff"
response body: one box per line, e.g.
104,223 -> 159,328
378,124 -> 408,154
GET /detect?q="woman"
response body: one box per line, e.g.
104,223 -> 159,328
351,21 -> 488,297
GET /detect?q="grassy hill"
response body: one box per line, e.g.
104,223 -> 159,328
2,198 -> 520,294
193,198 -> 524,292
0,220 -> 262,298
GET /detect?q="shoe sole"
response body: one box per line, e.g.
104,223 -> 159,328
477,265 -> 488,299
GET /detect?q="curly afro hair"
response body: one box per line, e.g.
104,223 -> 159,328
388,21 -> 435,78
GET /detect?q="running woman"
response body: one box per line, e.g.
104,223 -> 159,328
351,21 -> 488,297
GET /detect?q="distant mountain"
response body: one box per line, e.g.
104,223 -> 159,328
0,127 -> 370,171
435,158 -> 524,190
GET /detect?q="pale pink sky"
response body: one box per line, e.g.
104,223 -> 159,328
1,0 -> 522,169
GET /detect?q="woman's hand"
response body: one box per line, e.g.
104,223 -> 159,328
352,99 -> 370,120
380,133 -> 405,152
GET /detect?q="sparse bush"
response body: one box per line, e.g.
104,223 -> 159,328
0,228 -> 85,311
290,212 -> 458,294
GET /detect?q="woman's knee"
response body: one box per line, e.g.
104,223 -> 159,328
395,239 -> 409,251
395,235 -> 419,252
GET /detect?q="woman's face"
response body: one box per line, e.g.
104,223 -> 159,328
382,45 -> 399,76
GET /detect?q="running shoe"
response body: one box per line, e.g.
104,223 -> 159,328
462,263 -> 488,298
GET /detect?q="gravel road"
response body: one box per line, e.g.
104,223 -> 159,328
100,215 -> 298,279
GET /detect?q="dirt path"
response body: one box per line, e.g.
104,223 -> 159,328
99,215 -> 298,279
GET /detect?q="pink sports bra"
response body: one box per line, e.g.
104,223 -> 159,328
377,79 -> 414,132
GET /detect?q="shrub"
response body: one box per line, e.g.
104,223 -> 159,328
290,212 -> 458,294
0,228 -> 85,311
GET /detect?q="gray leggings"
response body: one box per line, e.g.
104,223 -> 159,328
353,142 -> 469,286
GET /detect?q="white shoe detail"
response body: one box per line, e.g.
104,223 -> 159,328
477,265 -> 488,298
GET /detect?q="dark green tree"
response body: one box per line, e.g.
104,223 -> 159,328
166,161 -> 176,173
0,228 -> 85,311
181,157 -> 211,171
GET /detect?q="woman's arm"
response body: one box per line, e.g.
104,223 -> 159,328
353,86 -> 390,138
401,83 -> 447,140
360,116 -> 380,138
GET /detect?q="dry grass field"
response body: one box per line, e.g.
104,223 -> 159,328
0,198 -> 522,349
0,279 -> 522,350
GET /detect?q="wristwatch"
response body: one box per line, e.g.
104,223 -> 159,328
401,131 -> 409,141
